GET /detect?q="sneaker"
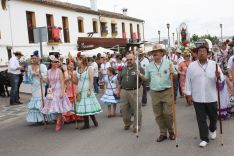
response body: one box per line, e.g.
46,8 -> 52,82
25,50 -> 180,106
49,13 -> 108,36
209,130 -> 216,140
199,141 -> 208,147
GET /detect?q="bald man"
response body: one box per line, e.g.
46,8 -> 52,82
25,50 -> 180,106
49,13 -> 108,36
119,54 -> 145,133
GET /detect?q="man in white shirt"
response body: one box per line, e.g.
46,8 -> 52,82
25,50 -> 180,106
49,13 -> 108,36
138,50 -> 150,106
91,58 -> 99,93
185,45 -> 224,147
8,51 -> 24,105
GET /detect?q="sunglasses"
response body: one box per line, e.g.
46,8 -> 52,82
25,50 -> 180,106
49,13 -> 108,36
127,59 -> 133,61
52,61 -> 59,63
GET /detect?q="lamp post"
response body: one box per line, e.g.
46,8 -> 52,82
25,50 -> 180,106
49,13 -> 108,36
220,24 -> 223,42
172,32 -> 175,46
158,30 -> 161,43
167,23 -> 170,47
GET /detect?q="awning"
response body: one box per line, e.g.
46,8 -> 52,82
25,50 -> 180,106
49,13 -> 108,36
100,17 -> 107,23
111,19 -> 117,24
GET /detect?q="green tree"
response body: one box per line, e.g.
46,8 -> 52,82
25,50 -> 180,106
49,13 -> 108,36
190,34 -> 200,42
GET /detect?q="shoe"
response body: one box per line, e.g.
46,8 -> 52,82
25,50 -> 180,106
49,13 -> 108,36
15,101 -> 23,104
90,115 -> 98,127
124,121 -> 133,130
156,135 -> 167,142
55,120 -> 63,132
199,141 -> 208,147
169,132 -> 176,140
132,127 -> 141,133
80,116 -> 90,130
209,130 -> 216,140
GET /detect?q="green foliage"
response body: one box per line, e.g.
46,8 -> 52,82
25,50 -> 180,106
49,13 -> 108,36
190,34 -> 219,45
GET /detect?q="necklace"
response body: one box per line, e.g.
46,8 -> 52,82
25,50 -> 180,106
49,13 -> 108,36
197,60 -> 208,72
154,60 -> 163,77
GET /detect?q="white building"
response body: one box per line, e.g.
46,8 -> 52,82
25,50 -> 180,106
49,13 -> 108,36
0,0 -> 144,66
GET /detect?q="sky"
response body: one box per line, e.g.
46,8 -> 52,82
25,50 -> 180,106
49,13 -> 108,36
60,0 -> 234,40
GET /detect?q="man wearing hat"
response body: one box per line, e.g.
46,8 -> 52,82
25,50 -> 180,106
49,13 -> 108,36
138,50 -> 150,106
175,49 -> 184,98
185,45 -> 224,147
8,51 -> 24,105
140,44 -> 177,142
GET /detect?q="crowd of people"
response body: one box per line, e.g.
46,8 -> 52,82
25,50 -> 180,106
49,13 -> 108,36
6,37 -> 234,147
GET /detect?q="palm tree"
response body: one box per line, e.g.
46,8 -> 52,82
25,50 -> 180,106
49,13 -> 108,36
1,0 -> 7,10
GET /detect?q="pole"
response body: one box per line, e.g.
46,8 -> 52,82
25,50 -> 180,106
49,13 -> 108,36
172,33 -> 175,46
39,28 -> 44,58
220,24 -> 223,42
167,23 -> 170,47
170,63 -> 178,147
158,30 -> 160,43
216,64 -> 224,146
135,46 -> 139,138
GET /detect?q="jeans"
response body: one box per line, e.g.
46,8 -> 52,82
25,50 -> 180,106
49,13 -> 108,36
93,77 -> 99,93
174,79 -> 178,98
9,73 -> 20,104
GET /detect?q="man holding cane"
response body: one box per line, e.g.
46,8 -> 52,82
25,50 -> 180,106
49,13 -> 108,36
185,45 -> 224,147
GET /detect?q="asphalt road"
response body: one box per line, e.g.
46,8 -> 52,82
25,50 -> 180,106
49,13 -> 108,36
0,94 -> 234,156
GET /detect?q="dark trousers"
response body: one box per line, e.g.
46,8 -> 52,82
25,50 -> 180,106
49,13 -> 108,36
174,79 -> 178,98
193,102 -> 218,142
93,77 -> 99,93
178,74 -> 183,96
142,83 -> 147,104
9,73 -> 20,104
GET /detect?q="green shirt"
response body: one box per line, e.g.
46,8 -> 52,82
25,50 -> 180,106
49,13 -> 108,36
145,59 -> 177,91
121,64 -> 144,89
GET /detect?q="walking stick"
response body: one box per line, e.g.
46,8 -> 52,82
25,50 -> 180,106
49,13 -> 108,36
170,64 -> 178,147
216,64 -> 224,146
38,63 -> 47,127
136,48 -> 139,138
68,53 -> 78,129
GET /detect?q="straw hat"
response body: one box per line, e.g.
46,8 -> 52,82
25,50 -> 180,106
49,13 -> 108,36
149,44 -> 166,53
14,51 -> 24,56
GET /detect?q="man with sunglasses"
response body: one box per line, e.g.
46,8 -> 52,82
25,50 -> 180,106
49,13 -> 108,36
139,44 -> 177,142
119,53 -> 144,133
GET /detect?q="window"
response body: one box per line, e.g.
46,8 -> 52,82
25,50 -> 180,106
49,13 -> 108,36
26,11 -> 36,43
130,23 -> 133,39
93,20 -> 98,33
122,22 -> 125,33
101,22 -> 108,37
78,17 -> 84,33
62,16 -> 70,43
137,24 -> 141,41
46,14 -> 54,42
111,23 -> 117,37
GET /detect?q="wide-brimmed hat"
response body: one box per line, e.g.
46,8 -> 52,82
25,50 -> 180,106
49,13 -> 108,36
176,49 -> 182,54
14,51 -> 24,56
149,44 -> 166,53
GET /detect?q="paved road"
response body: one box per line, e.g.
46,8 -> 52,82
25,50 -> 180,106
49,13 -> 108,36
0,93 -> 234,156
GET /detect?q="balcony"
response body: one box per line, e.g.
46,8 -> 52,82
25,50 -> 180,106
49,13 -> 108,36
101,30 -> 108,37
47,26 -> 62,45
112,30 -> 118,38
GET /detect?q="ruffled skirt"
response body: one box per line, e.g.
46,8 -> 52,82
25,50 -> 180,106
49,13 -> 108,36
42,95 -> 72,115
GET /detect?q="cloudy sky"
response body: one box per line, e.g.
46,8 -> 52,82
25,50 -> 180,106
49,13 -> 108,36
60,0 -> 234,40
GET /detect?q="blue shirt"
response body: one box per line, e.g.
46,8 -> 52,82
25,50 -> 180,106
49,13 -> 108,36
145,59 -> 177,91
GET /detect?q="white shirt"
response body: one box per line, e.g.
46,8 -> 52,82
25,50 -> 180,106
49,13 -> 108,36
101,62 -> 111,75
227,55 -> 234,69
139,57 -> 150,71
91,62 -> 98,77
185,60 -> 224,103
8,56 -> 21,74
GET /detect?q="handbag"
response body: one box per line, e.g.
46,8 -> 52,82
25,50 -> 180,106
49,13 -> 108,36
108,75 -> 120,100
230,96 -> 234,106
76,68 -> 87,102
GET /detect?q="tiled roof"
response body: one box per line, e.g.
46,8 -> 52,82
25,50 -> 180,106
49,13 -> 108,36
25,0 -> 144,22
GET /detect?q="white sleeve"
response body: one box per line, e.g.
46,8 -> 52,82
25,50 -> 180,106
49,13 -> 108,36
9,58 -> 19,71
227,56 -> 233,69
185,65 -> 192,96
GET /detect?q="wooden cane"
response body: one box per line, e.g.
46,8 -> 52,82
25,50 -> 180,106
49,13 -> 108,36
216,64 -> 224,146
38,63 -> 47,128
170,64 -> 178,147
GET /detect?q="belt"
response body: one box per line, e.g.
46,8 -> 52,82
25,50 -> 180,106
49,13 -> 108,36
123,88 -> 137,91
154,88 -> 170,93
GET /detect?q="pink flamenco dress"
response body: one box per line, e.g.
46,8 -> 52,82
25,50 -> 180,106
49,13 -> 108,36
42,69 -> 72,115
62,70 -> 83,122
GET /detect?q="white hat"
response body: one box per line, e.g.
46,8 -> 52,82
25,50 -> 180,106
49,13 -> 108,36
176,49 -> 182,54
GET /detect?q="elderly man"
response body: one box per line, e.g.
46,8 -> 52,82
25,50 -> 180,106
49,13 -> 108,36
119,53 -> 144,133
8,51 -> 24,105
185,45 -> 224,147
140,44 -> 177,142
